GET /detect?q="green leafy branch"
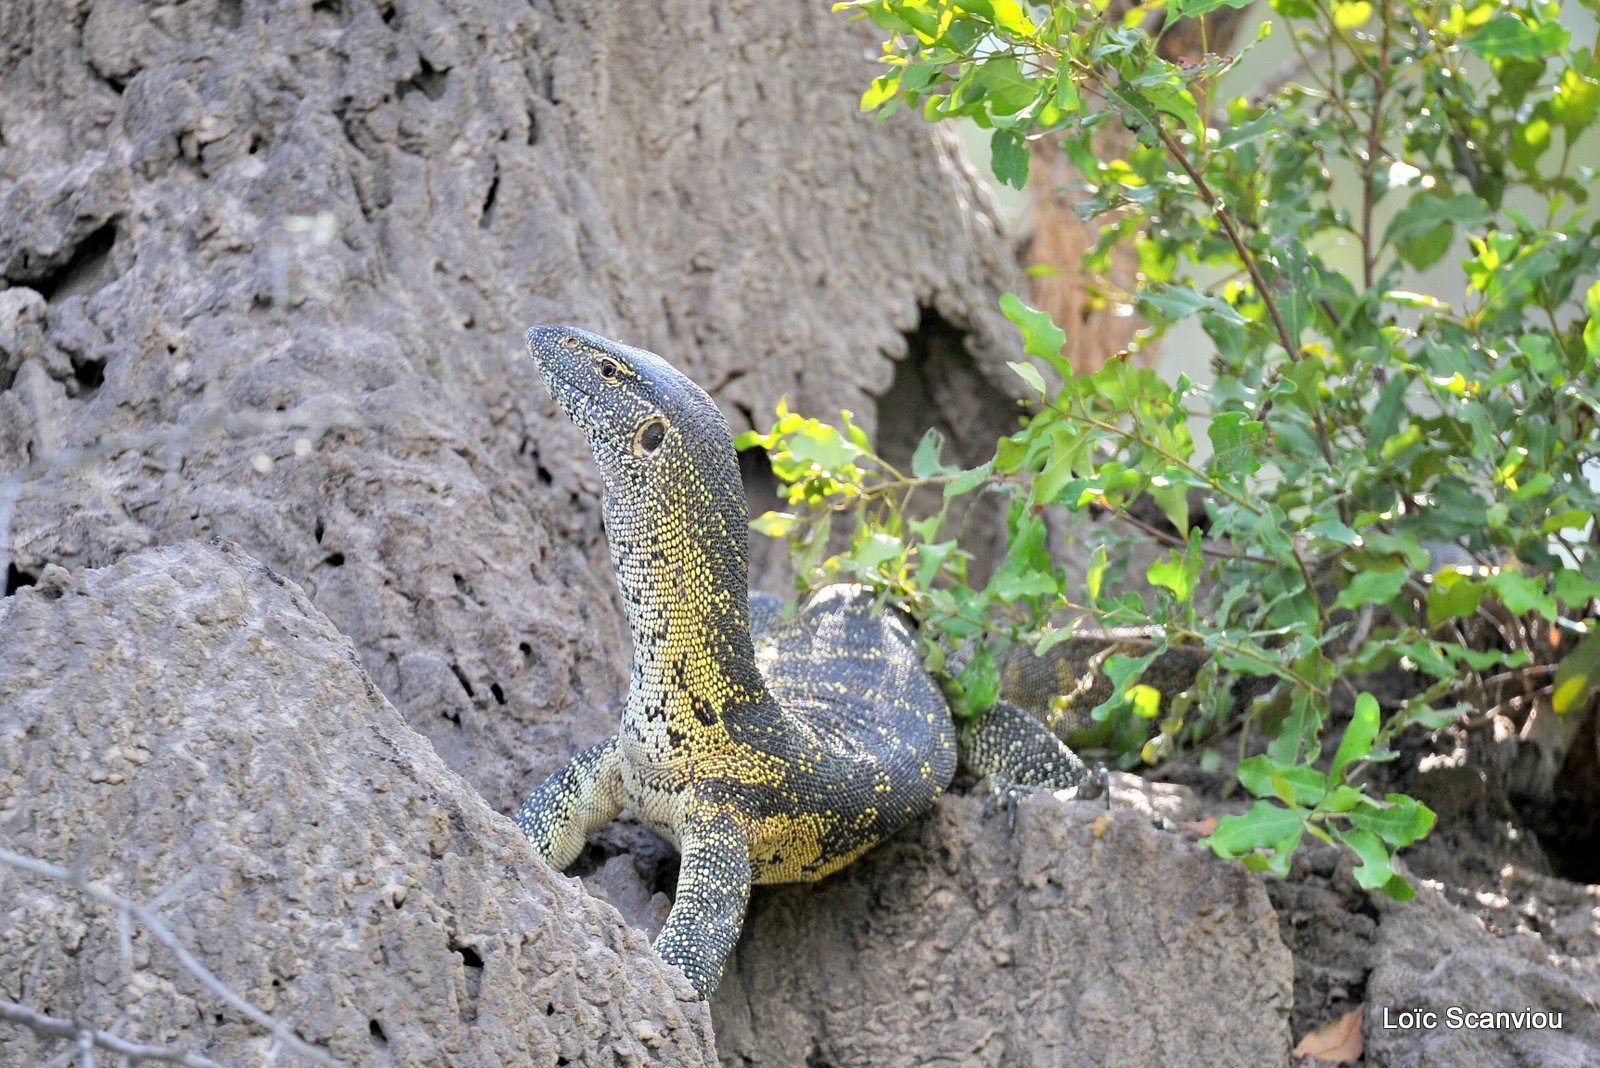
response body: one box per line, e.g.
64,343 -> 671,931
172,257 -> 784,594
747,0 -> 1600,895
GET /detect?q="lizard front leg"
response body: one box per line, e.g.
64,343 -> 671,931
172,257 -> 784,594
653,807 -> 751,999
515,735 -> 625,870
960,698 -> 1107,802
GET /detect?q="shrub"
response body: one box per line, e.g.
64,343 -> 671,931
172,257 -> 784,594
739,0 -> 1600,895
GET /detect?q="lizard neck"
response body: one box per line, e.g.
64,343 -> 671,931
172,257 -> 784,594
599,432 -> 779,742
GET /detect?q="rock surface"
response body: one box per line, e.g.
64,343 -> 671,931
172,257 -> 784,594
0,0 -> 1024,815
710,789 -> 1295,1068
0,541 -> 714,1066
1363,884 -> 1600,1068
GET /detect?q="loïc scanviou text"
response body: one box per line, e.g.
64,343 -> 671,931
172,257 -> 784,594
1380,1006 -> 1564,1030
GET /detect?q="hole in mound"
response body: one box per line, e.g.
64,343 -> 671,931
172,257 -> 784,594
29,221 -> 118,303
451,941 -> 484,970
398,57 -> 448,102
72,356 -> 106,394
738,446 -> 780,524
874,305 -> 1019,583
1528,711 -> 1600,883
479,167 -> 499,230
368,1019 -> 387,1045
876,305 -> 1012,471
4,564 -> 38,597
450,939 -> 484,1010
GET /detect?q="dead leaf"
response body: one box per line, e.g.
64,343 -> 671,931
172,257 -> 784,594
1180,817 -> 1218,836
1293,1004 -> 1363,1063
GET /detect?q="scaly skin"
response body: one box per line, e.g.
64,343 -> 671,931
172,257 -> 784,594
515,325 -> 1090,998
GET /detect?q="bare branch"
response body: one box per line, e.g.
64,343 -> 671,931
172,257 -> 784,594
0,1001 -> 226,1068
0,846 -> 344,1068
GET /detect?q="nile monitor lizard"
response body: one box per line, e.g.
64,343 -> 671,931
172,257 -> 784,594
514,325 -> 1101,998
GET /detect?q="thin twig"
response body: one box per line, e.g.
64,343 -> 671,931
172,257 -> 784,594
1111,507 -> 1278,564
0,846 -> 344,1068
1360,2 -> 1392,290
0,1001 -> 227,1068
1152,125 -> 1296,353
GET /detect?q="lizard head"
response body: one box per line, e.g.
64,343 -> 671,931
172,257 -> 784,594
524,324 -> 739,506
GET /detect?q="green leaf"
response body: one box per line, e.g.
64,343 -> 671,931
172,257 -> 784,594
1360,529 -> 1432,570
999,292 -> 1068,364
1143,283 -> 1247,326
1488,570 -> 1557,619
1008,360 -> 1048,397
1384,194 -> 1490,270
851,531 -> 904,573
1169,0 -> 1256,20
1331,692 -> 1380,778
1237,755 -> 1328,806
987,567 -> 1058,602
1333,567 -> 1408,611
1335,825 -> 1395,890
785,422 -> 865,472
1321,785 -> 1365,814
1464,15 -> 1570,61
1553,629 -> 1600,717
1206,800 -> 1305,856
988,0 -> 1037,36
912,428 -> 956,478
1128,683 -> 1162,720
1426,567 -> 1487,623
1552,66 -> 1600,130
1554,568 -> 1600,607
1348,794 -> 1436,848
1330,0 -> 1372,28
945,460 -> 994,498
991,128 -> 1030,188
1146,532 -> 1202,603
960,646 -> 1001,715
750,511 -> 799,538
1378,873 -> 1417,901
861,70 -> 901,112
976,55 -> 1036,115
1363,374 -> 1410,459
1207,411 -> 1266,478
1086,543 -> 1109,601
1584,281 -> 1600,361
1034,426 -> 1089,507
1141,80 -> 1202,140
917,538 -> 958,576
1088,650 -> 1160,725
1306,519 -> 1359,547
1218,109 -> 1276,149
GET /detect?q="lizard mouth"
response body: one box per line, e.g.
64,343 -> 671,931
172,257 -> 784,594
525,325 -> 600,418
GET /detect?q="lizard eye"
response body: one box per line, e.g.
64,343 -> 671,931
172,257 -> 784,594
596,357 -> 621,381
634,416 -> 668,457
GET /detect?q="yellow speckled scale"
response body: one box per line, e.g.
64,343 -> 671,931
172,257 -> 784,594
514,326 -> 1089,999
